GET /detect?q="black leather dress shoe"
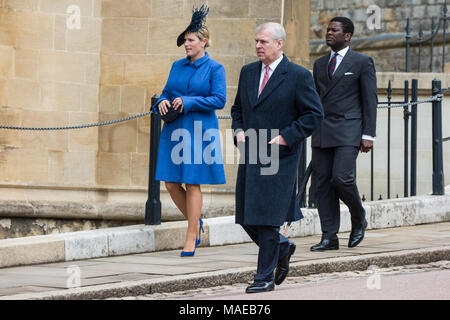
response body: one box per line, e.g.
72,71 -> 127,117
310,238 -> 339,251
348,220 -> 368,248
245,281 -> 275,294
274,243 -> 296,285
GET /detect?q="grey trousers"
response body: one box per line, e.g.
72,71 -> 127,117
312,146 -> 366,240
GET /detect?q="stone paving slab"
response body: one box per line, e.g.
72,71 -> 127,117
89,255 -> 221,266
0,222 -> 448,299
78,262 -> 221,276
0,286 -> 56,296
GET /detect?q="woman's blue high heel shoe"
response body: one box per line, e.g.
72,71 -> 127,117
195,218 -> 204,247
181,219 -> 204,257
180,249 -> 195,257
180,236 -> 197,256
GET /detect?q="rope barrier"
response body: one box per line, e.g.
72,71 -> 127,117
0,92 -> 443,130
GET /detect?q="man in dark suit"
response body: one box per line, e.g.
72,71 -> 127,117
231,22 -> 323,293
311,17 -> 377,251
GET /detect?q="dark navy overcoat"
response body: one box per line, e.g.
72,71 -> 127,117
231,55 -> 323,226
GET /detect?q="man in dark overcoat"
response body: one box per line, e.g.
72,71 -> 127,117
231,22 -> 323,293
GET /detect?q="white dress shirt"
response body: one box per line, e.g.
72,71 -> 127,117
329,46 -> 374,142
328,46 -> 350,76
258,54 -> 284,93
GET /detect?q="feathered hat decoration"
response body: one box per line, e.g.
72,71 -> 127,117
177,4 -> 210,47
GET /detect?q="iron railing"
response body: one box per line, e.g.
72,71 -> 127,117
144,78 -> 447,224
295,78 -> 446,212
432,79 -> 446,195
405,0 -> 450,72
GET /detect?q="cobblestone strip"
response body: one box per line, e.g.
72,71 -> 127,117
110,260 -> 450,300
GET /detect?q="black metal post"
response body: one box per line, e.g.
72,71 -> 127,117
403,80 -> 410,198
410,79 -> 418,196
370,146 -> 374,201
308,169 -> 316,208
297,160 -> 313,209
443,1 -> 448,73
405,18 -> 411,72
145,94 -> 162,225
430,17 -> 435,72
387,81 -> 392,199
418,26 -> 423,72
297,139 -> 307,207
431,79 -> 445,195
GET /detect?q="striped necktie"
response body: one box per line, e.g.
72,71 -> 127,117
259,65 -> 270,96
328,52 -> 339,79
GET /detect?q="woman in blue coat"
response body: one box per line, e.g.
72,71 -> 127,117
153,6 -> 226,256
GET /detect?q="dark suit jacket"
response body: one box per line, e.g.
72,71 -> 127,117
311,48 -> 377,148
231,55 -> 323,226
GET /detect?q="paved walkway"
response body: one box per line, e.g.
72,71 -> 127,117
0,222 -> 449,299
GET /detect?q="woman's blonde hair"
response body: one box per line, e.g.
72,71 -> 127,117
192,26 -> 210,48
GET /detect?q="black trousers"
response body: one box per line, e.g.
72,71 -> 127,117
312,146 -> 366,240
241,225 -> 291,282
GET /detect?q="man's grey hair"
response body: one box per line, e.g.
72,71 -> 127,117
256,22 -> 286,47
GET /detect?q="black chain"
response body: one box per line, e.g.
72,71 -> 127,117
0,93 -> 443,130
0,110 -> 153,131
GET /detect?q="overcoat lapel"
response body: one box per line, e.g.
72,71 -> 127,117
319,53 -> 330,88
252,55 -> 288,108
248,62 -> 261,108
321,49 -> 354,99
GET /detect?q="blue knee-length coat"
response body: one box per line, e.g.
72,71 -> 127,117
153,53 -> 226,185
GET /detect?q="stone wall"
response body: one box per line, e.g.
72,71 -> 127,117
310,0 -> 450,72
97,0 -> 283,191
309,0 -> 450,200
0,0 -> 101,188
1,1 -> 447,227
0,0 -> 310,209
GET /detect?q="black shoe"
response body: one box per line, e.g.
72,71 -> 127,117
274,243 -> 296,285
245,281 -> 275,294
348,220 -> 368,248
310,238 -> 339,251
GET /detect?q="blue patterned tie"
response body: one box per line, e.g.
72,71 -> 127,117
328,53 -> 339,79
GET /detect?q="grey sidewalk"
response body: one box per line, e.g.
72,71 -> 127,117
0,221 -> 449,300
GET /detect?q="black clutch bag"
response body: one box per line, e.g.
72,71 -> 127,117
159,103 -> 183,123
